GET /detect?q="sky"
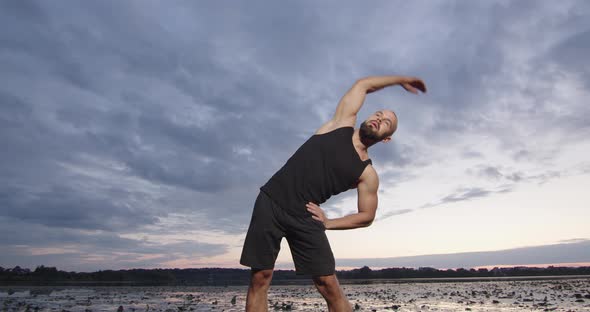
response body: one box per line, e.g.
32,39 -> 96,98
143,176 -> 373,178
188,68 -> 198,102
1,1 -> 589,273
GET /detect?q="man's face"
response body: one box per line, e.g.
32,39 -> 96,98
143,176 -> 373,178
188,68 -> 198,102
359,110 -> 397,142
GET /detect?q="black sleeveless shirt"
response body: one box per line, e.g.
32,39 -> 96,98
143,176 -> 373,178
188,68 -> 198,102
260,126 -> 372,216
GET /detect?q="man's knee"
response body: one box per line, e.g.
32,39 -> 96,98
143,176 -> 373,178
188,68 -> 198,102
250,268 -> 273,289
312,274 -> 341,292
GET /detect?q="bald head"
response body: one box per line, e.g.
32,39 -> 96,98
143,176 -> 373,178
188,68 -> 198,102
381,109 -> 398,136
359,110 -> 398,144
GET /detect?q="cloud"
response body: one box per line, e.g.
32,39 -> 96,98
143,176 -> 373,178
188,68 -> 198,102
0,0 -> 589,271
332,239 -> 590,269
559,238 -> 588,244
375,209 -> 413,221
416,167 -> 562,211
546,29 -> 590,87
0,216 -> 228,272
414,186 -> 511,211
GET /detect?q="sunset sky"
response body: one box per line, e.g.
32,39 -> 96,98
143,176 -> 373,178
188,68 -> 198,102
1,1 -> 589,272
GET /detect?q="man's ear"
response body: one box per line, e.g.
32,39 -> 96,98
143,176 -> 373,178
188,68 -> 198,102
381,136 -> 392,143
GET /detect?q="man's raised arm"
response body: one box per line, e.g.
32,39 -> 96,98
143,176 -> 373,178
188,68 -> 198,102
332,75 -> 427,123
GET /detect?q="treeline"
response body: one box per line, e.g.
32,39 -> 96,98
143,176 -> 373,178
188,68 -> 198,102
337,265 -> 590,280
1,265 -> 589,286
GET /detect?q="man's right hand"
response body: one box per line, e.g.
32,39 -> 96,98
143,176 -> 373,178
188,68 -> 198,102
400,77 -> 427,94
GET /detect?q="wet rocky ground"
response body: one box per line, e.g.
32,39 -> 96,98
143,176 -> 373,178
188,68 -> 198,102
1,278 -> 590,311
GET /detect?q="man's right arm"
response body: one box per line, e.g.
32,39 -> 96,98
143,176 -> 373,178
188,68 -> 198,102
332,76 -> 426,124
306,166 -> 380,230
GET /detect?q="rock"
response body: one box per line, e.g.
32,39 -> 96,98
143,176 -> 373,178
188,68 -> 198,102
354,303 -> 360,310
117,306 -> 124,312
492,300 -> 500,304
231,296 -> 236,305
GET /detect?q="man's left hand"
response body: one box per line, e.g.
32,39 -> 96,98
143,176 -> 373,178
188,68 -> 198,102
306,202 -> 327,225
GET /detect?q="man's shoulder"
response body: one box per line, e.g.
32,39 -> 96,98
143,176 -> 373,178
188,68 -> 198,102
314,118 -> 356,135
359,165 -> 379,185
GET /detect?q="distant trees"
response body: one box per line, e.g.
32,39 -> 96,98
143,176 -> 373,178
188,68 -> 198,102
33,265 -> 59,278
0,265 -> 589,286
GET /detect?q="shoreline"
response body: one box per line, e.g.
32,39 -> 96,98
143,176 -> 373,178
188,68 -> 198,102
1,274 -> 589,288
2,277 -> 590,311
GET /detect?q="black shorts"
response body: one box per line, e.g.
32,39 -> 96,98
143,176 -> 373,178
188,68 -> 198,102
240,191 -> 335,276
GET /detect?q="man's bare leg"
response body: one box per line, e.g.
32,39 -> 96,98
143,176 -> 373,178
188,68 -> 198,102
246,268 -> 273,311
313,274 -> 352,312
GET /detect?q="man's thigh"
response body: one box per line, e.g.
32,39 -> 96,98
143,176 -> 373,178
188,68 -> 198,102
240,192 -> 286,270
285,214 -> 335,276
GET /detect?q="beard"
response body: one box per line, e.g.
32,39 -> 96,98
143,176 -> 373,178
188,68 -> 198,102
359,121 -> 383,142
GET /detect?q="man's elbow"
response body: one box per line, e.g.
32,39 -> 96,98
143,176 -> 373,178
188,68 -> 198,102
353,78 -> 372,92
361,216 -> 375,227
355,78 -> 384,94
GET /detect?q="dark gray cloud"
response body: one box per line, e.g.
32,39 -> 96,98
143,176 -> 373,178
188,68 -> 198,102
1,1 -> 588,271
547,29 -> 590,87
330,239 -> 590,269
0,216 -> 227,272
0,216 -> 227,256
0,185 -> 158,231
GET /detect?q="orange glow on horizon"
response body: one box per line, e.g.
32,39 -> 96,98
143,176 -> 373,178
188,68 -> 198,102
151,261 -> 590,271
473,262 -> 590,270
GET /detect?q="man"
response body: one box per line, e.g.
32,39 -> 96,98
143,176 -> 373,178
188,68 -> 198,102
240,75 -> 427,311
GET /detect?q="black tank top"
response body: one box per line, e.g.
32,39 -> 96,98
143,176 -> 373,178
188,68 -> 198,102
260,126 -> 372,216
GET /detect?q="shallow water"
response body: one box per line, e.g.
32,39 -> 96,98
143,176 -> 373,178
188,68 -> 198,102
1,278 -> 590,311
